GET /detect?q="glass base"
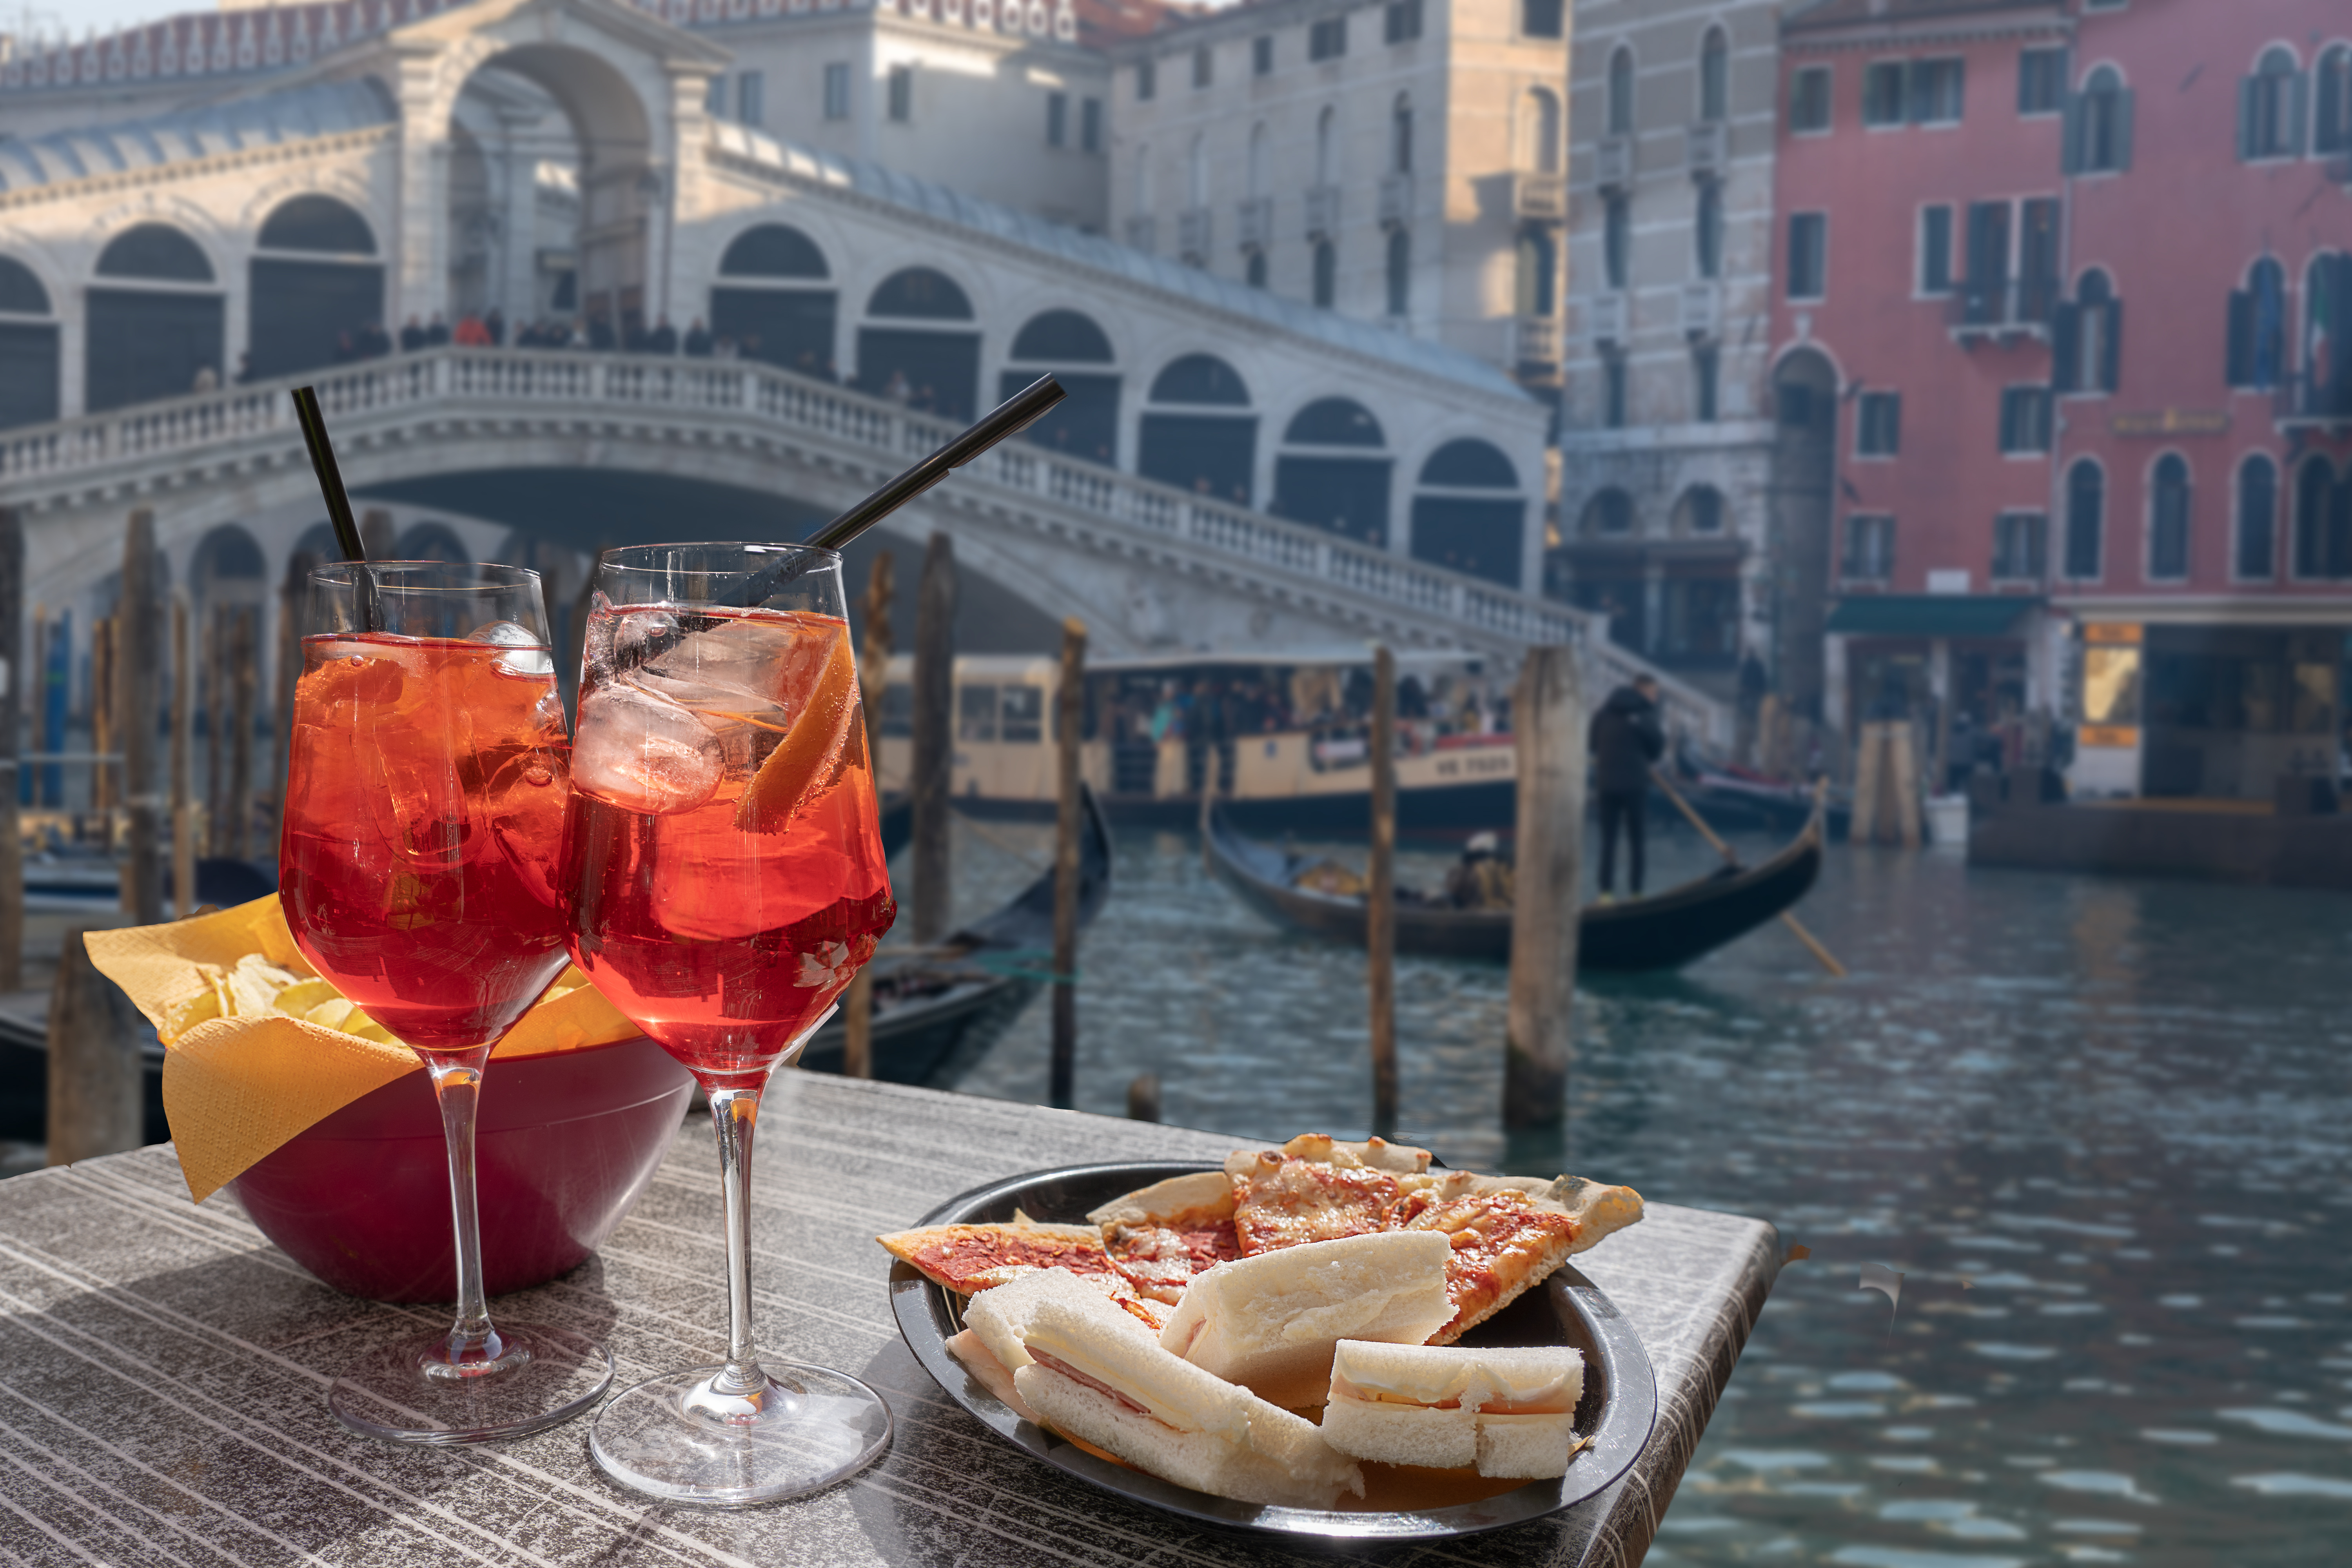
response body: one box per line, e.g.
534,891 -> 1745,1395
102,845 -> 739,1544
329,1322 -> 613,1445
589,1360 -> 893,1507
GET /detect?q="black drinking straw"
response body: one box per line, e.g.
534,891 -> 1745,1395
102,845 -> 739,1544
290,386 -> 378,631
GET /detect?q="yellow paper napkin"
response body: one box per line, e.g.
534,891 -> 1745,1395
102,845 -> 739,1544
84,897 -> 639,1203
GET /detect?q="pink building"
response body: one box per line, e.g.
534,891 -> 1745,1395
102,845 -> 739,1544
1768,0 -> 2352,800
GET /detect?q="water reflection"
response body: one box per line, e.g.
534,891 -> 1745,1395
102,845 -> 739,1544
914,817 -> 2352,1566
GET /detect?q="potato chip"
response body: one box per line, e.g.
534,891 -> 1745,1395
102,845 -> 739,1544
305,998 -> 361,1031
274,978 -> 340,1018
159,983 -> 224,1044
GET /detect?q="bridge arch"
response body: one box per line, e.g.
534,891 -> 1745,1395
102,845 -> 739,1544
248,194 -> 383,380
1139,353 -> 1256,505
1409,437 -> 1525,588
0,254 -> 59,430
856,266 -> 981,418
1002,307 -> 1118,464
1270,396 -> 1391,548
711,221 -> 837,376
89,221 -> 225,412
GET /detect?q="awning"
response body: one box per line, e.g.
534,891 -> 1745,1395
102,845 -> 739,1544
1826,594 -> 2040,639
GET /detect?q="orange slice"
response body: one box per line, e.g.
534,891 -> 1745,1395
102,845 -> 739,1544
734,628 -> 860,833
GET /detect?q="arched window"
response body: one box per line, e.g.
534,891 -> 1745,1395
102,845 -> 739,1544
1524,88 -> 1562,175
2058,267 -> 2121,394
2318,45 -> 2352,154
0,256 -> 58,431
2063,459 -> 2104,579
720,224 -> 829,278
1005,310 -> 1119,464
2304,253 -> 2352,418
2292,455 -> 2346,579
2241,46 -> 2304,160
249,195 -> 384,380
1413,440 -> 1524,586
1313,240 -> 1337,309
2072,65 -> 2132,173
88,223 -> 222,412
1603,195 -> 1630,290
1515,227 -> 1557,318
2227,257 -> 2289,390
2236,453 -> 2279,579
858,268 -> 978,418
1392,93 -> 1413,175
1274,398 -> 1390,544
1674,485 -> 1726,534
2148,453 -> 2192,580
1607,46 -> 1634,137
1385,229 -> 1410,317
1140,354 -> 1256,504
867,267 -> 973,319
1695,182 -> 1722,280
714,225 -> 838,378
1699,27 -> 1729,123
1580,489 -> 1635,535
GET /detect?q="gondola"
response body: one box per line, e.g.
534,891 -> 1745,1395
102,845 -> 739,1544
796,783 -> 1113,1083
1203,801 -> 1822,972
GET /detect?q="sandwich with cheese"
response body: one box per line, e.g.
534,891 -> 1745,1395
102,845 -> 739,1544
1005,1285 -> 1365,1508
1321,1341 -> 1585,1479
1155,1230 -> 1456,1407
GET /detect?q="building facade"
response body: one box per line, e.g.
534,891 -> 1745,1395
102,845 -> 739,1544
1557,0 -> 1782,707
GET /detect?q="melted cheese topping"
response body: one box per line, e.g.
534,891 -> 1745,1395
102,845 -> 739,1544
1394,1190 -> 1579,1338
1232,1159 -> 1400,1255
904,1229 -> 1114,1293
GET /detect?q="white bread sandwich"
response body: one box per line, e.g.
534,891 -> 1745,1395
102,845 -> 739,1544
949,1266 -> 1163,1425
1156,1230 -> 1455,1407
1007,1289 -> 1365,1508
1321,1341 -> 1584,1479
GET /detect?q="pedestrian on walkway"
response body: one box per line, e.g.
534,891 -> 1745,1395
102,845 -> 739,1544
1590,674 -> 1664,900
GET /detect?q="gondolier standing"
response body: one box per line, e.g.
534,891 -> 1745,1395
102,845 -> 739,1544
1590,675 -> 1665,900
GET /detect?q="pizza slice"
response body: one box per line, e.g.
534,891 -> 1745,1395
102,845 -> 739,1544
1390,1172 -> 1644,1344
876,1219 -> 1115,1295
1086,1170 -> 1241,1303
1227,1136 -> 1416,1257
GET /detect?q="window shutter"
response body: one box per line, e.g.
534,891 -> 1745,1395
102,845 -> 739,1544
2115,89 -> 2135,170
2053,301 -> 2083,391
2238,76 -> 2258,160
2101,298 -> 2123,392
2227,290 -> 2254,385
2061,92 -> 2083,174
2290,70 -> 2310,157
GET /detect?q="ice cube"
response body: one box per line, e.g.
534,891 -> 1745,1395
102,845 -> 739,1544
467,619 -> 555,677
572,677 -> 725,815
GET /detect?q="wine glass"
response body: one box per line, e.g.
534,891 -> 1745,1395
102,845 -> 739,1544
564,542 -> 895,1505
280,561 -> 612,1443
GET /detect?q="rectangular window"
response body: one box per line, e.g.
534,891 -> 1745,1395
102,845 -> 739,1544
705,75 -> 726,118
1993,511 -> 2048,580
738,71 -> 764,127
1856,391 -> 1902,456
1918,205 -> 1953,294
1137,57 -> 1156,101
1999,385 -> 2052,454
1384,0 -> 1421,45
1047,91 -> 1067,146
2018,47 -> 2066,115
1843,515 -> 1895,581
887,65 -> 913,122
1603,352 -> 1628,429
1693,345 -> 1719,422
1309,16 -> 1347,62
1789,65 -> 1832,133
1193,45 -> 1212,89
1081,96 -> 1102,153
823,62 -> 851,121
1786,212 -> 1827,300
1254,34 -> 1275,73
1604,194 -> 1631,290
2019,196 -> 2061,320
1908,58 -> 1964,124
1522,0 -> 1563,41
1863,61 -> 1907,127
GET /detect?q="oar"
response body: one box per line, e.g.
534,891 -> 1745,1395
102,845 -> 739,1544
1650,765 -> 1846,978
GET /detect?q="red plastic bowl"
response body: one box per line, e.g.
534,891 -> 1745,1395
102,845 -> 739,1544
227,1036 -> 695,1303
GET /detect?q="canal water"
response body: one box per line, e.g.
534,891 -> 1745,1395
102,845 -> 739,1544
911,814 -> 2352,1567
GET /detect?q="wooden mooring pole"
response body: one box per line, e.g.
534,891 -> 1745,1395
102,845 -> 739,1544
910,532 -> 956,945
46,926 -> 145,1163
1367,645 -> 1398,1140
0,508 -> 20,992
842,550 -> 895,1081
171,593 -> 196,919
118,511 -> 163,925
1503,646 -> 1583,1129
1050,617 -> 1087,1111
226,606 -> 257,859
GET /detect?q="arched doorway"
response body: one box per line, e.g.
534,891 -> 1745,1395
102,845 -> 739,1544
1002,308 -> 1118,463
1770,348 -> 1837,719
0,256 -> 58,429
856,268 -> 980,419
249,195 -> 383,377
1138,354 -> 1256,504
1271,396 -> 1390,546
711,223 -> 836,376
87,223 -> 223,411
1410,438 -> 1525,587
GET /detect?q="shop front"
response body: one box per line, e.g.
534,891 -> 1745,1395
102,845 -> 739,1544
1823,595 -> 2041,792
2069,619 -> 2346,802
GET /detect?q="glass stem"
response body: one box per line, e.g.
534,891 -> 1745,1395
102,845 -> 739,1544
425,1045 -> 503,1367
707,1086 -> 767,1397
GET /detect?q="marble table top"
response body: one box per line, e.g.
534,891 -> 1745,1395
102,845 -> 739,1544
0,1074 -> 1778,1566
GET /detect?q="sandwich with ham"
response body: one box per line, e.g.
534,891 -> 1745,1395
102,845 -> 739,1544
1321,1341 -> 1585,1479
